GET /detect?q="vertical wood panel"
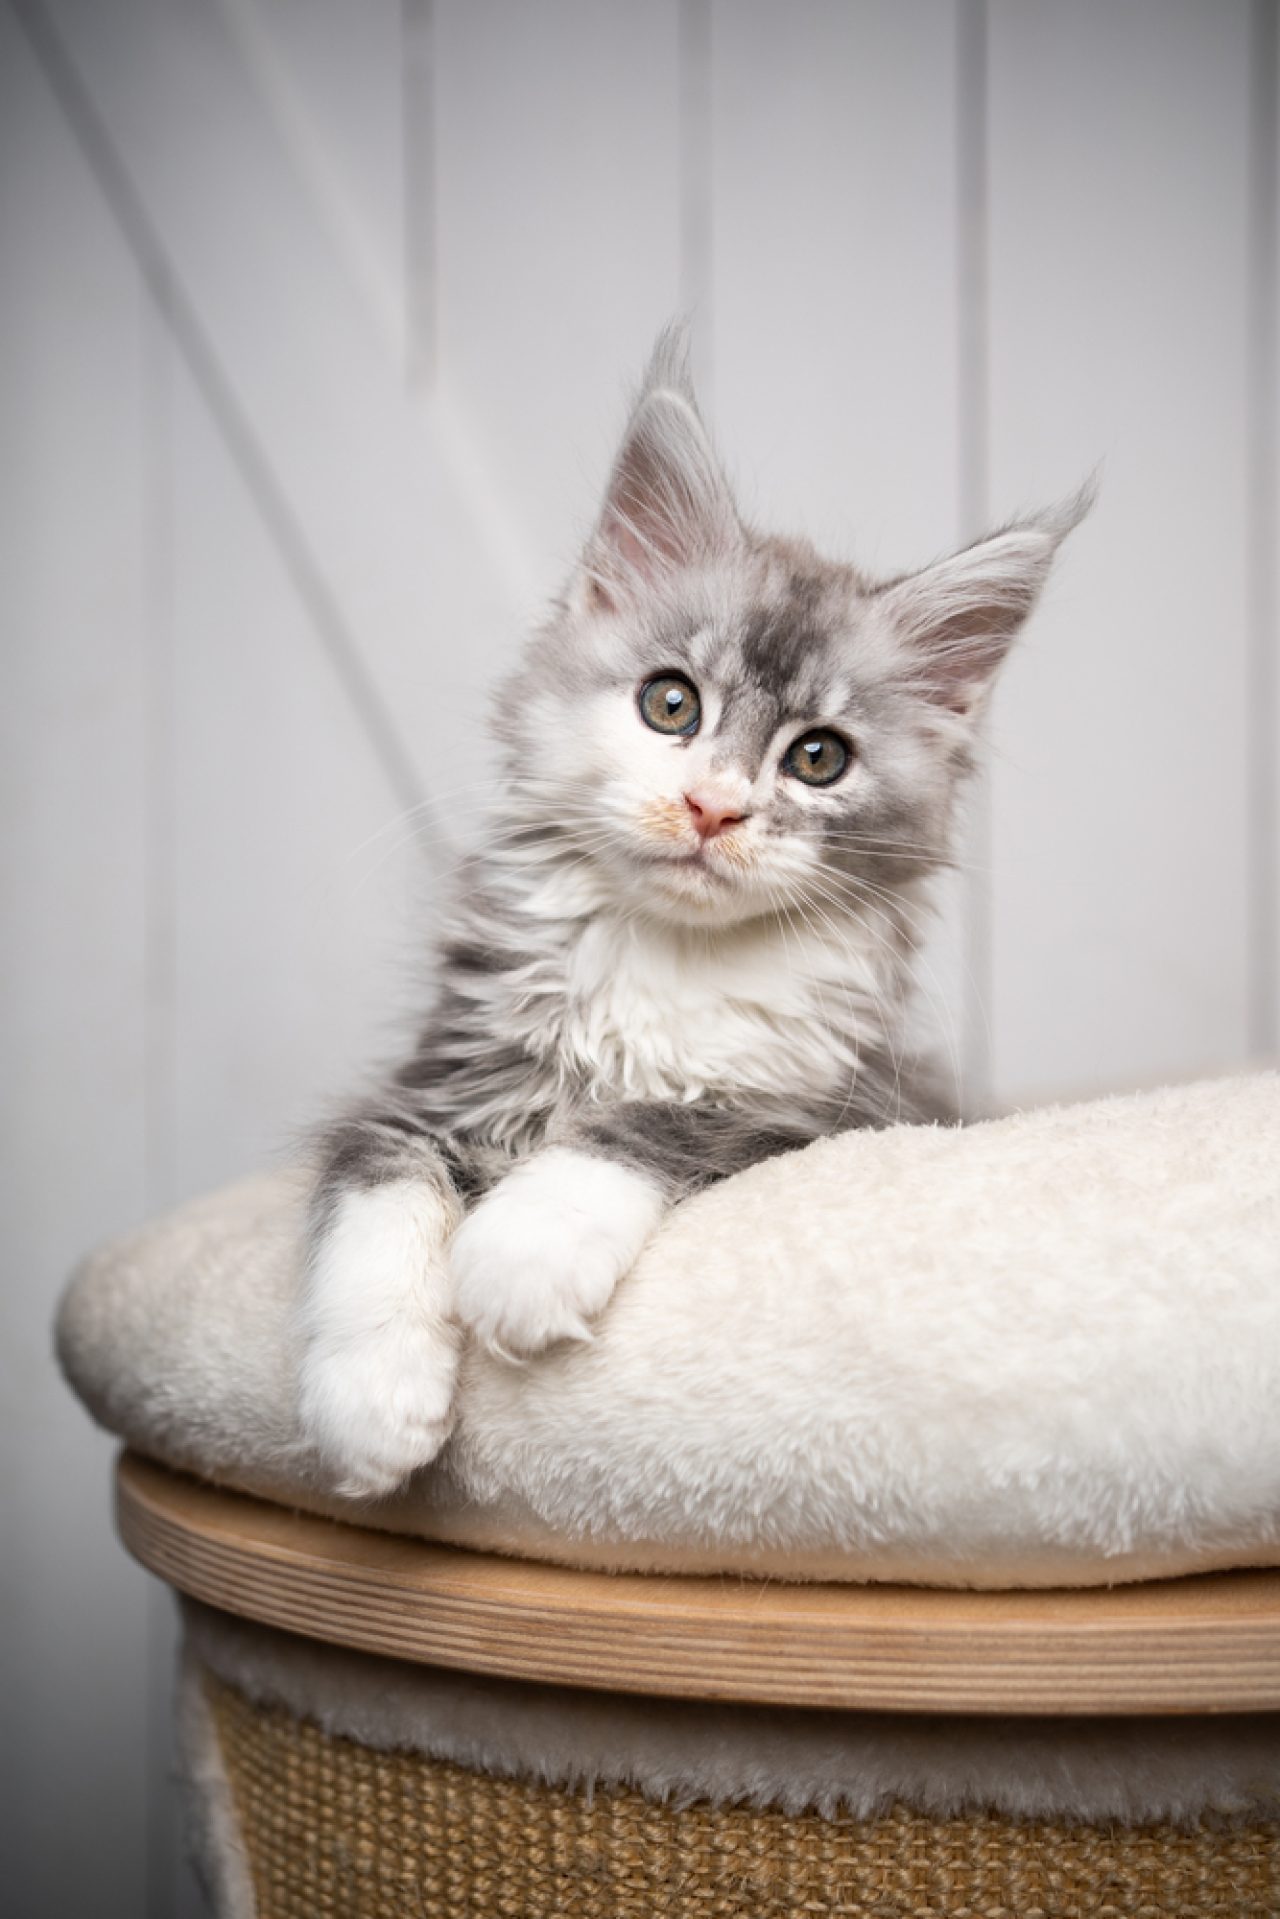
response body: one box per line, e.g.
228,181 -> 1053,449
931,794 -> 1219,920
679,0 -> 713,390
167,339 -> 430,1197
434,0 -> 684,605
45,0 -> 518,830
1264,0 -> 1280,1060
222,0 -> 406,360
708,1 -> 971,1101
0,14 -> 151,1917
986,0 -> 1254,1102
1275,0 -> 1280,1061
709,2 -> 960,558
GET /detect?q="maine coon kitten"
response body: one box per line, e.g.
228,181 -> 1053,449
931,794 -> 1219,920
297,330 -> 1087,1497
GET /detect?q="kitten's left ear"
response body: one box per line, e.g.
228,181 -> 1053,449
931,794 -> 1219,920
581,325 -> 741,611
879,481 -> 1095,716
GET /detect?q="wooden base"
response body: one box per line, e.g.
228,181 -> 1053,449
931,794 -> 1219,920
117,1451 -> 1280,1716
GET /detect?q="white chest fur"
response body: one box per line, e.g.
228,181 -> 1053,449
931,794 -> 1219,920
558,912 -> 875,1104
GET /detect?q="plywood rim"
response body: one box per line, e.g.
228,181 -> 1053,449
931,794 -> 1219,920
116,1451 -> 1280,1716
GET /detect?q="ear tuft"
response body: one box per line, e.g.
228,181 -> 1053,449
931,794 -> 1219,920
639,319 -> 700,408
582,322 -> 740,609
880,477 -> 1096,714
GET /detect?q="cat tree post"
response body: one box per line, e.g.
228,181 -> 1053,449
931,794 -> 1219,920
119,1452 -> 1280,1918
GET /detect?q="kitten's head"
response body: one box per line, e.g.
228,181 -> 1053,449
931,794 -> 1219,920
498,329 -> 1089,931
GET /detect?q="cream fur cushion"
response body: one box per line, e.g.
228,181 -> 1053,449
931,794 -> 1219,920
58,1073 -> 1280,1588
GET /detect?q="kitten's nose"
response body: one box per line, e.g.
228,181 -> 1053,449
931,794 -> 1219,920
684,790 -> 747,840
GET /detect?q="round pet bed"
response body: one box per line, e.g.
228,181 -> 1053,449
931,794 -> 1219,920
61,1073 -> 1280,1587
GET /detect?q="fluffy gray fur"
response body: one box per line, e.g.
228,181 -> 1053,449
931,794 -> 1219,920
314,330 -> 1084,1208
299,328 -> 1088,1493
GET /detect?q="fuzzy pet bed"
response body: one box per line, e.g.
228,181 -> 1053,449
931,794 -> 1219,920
59,1071 -> 1280,1589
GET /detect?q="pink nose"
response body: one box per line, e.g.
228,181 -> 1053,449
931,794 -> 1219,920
684,790 -> 747,840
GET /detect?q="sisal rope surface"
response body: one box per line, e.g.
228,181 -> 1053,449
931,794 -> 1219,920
205,1672 -> 1280,1917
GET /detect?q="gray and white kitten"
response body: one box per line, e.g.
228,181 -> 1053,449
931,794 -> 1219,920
298,331 -> 1086,1497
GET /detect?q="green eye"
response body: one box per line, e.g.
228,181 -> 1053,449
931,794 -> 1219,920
784,729 -> 850,787
639,674 -> 701,736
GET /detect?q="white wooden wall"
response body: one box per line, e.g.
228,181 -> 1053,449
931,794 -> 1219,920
3,3 -> 1276,1912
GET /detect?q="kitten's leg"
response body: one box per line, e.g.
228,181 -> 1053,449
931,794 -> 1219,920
451,1105 -> 801,1357
297,1119 -> 467,1497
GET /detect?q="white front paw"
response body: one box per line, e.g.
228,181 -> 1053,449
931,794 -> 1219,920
298,1317 -> 458,1498
450,1149 -> 664,1357
296,1179 -> 460,1498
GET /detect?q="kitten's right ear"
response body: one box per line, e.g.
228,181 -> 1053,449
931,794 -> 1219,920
580,326 -> 741,613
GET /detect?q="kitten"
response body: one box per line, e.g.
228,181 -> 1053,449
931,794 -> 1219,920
297,329 -> 1087,1497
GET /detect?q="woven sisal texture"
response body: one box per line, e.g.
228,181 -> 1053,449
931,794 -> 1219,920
205,1672 -> 1280,1917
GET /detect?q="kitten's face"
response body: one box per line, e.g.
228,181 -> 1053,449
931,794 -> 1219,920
497,331 -> 1083,933
512,546 -> 962,932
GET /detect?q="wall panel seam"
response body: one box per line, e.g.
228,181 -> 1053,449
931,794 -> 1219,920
957,0 -> 992,1108
402,0 -> 436,390
1249,0 -> 1279,1059
679,0 -> 713,404
10,0 -> 427,822
142,304 -> 176,1216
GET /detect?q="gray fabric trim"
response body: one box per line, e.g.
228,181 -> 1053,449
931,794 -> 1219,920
175,1641 -> 258,1919
183,1599 -> 1280,1827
